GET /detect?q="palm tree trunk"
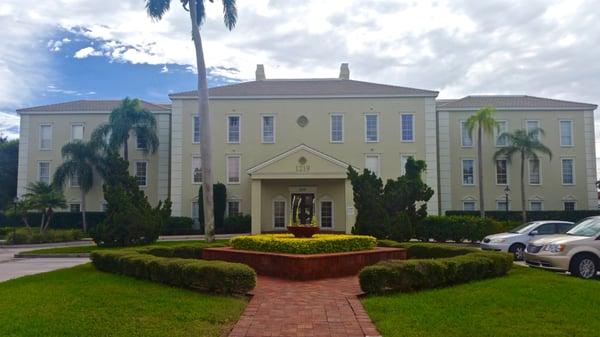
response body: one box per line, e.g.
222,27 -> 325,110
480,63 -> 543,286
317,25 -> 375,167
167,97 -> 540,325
478,125 -> 485,217
40,211 -> 45,231
190,0 -> 215,243
520,152 -> 526,222
80,189 -> 87,233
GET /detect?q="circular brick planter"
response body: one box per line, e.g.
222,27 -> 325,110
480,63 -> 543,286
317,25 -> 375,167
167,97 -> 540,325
286,226 -> 320,238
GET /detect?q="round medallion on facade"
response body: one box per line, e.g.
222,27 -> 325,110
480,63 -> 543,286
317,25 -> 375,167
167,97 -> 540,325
298,156 -> 307,165
297,115 -> 309,127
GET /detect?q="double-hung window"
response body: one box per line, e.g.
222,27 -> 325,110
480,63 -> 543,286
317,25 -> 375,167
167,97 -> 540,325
227,200 -> 241,217
560,120 -> 573,146
463,201 -> 476,211
365,155 -> 380,176
460,121 -> 473,147
496,200 -> 509,211
561,158 -> 574,185
526,120 -> 540,140
400,154 -> 413,176
227,115 -> 241,143
40,124 -> 52,150
496,159 -> 508,185
330,114 -> 344,143
273,200 -> 286,228
38,161 -> 50,184
365,114 -> 379,142
135,161 -> 147,187
70,171 -> 80,187
227,155 -> 241,184
71,123 -> 84,141
261,115 -> 275,143
192,156 -> 202,184
136,134 -> 147,150
529,159 -> 541,184
320,200 -> 333,228
462,159 -> 474,185
400,113 -> 414,142
495,121 -> 508,147
564,201 -> 576,211
70,203 -> 81,213
530,201 -> 543,211
192,201 -> 199,222
192,116 -> 201,143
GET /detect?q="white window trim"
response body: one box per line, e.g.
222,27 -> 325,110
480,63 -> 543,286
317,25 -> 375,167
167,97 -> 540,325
528,158 -> 542,185
134,160 -> 148,188
529,200 -> 544,211
364,154 -> 381,176
191,155 -> 202,185
563,201 -> 577,211
400,113 -> 415,142
39,124 -> 53,151
560,157 -> 575,185
461,158 -> 475,186
330,113 -> 344,143
226,199 -> 242,217
319,197 -> 334,229
364,113 -> 379,143
70,123 -> 85,141
495,159 -> 509,185
192,115 -> 201,144
559,119 -> 574,147
460,120 -> 473,148
260,114 -> 276,144
272,197 -> 287,229
227,114 -> 242,144
37,161 -> 51,183
494,120 -> 508,147
226,155 -> 241,184
462,201 -> 476,211
496,200 -> 510,211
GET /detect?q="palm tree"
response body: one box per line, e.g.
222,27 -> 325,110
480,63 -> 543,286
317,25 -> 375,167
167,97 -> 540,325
144,0 -> 237,243
53,141 -> 100,232
465,106 -> 499,217
22,181 -> 67,231
494,128 -> 552,222
91,97 -> 159,162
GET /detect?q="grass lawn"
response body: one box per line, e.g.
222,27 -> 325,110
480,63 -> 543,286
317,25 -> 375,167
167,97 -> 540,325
362,266 -> 600,337
0,264 -> 246,337
21,239 -> 229,255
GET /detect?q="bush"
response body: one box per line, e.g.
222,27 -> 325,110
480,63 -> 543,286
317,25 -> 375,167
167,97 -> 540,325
0,212 -> 106,230
90,249 -> 255,294
136,242 -> 228,259
6,228 -> 84,244
162,217 -> 195,235
222,215 -> 251,234
378,240 -> 477,259
414,215 -> 519,243
360,241 -> 513,293
446,210 -> 600,223
230,234 -> 376,254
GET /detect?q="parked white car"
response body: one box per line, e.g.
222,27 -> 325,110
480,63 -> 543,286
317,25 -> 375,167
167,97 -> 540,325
481,221 -> 574,260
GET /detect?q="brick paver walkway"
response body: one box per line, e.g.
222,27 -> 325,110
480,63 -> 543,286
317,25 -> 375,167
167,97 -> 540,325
228,276 -> 381,337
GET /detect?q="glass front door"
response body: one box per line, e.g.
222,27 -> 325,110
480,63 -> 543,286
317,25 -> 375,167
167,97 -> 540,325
290,193 -> 315,225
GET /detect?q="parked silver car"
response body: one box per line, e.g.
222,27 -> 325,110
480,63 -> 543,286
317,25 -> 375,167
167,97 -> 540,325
481,221 -> 574,260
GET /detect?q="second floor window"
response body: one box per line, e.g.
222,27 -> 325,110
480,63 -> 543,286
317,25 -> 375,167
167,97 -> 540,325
462,159 -> 474,185
526,120 -> 540,140
365,114 -> 379,142
561,158 -> 574,185
496,159 -> 507,184
227,115 -> 240,143
560,120 -> 573,146
40,124 -> 52,150
330,115 -> 343,142
401,114 -> 414,141
193,116 -> 201,143
192,156 -> 202,184
461,121 -> 473,147
38,161 -> 50,184
135,162 -> 147,187
136,134 -> 147,150
261,115 -> 275,143
495,121 -> 507,147
71,124 -> 84,141
529,158 -> 540,184
227,155 -> 241,184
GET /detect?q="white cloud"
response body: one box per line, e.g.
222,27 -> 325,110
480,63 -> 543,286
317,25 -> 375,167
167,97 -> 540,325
0,111 -> 19,140
73,46 -> 101,59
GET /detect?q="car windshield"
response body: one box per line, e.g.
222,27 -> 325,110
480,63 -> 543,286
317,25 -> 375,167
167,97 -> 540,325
508,222 -> 538,234
566,218 -> 600,237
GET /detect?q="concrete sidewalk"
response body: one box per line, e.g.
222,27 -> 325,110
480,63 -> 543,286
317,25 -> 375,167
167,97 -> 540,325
0,257 -> 89,282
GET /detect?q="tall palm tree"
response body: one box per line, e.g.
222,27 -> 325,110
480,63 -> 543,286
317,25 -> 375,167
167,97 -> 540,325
494,128 -> 552,222
53,141 -> 100,232
22,181 -> 67,231
91,97 -> 159,162
465,106 -> 499,217
144,0 -> 237,243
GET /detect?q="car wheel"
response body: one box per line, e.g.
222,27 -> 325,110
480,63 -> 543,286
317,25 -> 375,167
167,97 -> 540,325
570,255 -> 598,279
509,244 -> 525,261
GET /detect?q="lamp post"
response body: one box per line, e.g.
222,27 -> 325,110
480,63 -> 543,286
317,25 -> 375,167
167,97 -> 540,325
503,185 -> 511,221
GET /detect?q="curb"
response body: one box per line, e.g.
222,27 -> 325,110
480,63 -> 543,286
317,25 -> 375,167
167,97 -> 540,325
14,253 -> 91,258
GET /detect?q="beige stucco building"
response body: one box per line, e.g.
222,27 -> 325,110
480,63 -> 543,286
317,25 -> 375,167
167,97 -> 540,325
16,64 -> 598,234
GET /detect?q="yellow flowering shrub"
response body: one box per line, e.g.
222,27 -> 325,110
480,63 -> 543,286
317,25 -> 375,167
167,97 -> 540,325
229,234 -> 376,254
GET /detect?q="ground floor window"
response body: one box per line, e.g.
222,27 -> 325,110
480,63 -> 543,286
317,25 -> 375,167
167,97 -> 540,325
227,200 -> 240,217
530,201 -> 543,211
135,161 -> 147,187
463,201 -> 476,211
273,200 -> 286,228
564,201 -> 576,211
496,200 -> 509,211
70,203 -> 80,213
320,200 -> 333,228
191,201 -> 199,222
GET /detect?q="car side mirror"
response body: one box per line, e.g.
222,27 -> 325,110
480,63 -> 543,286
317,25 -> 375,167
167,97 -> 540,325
529,230 -> 539,236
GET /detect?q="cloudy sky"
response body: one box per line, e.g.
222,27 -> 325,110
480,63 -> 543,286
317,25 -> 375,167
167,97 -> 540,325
1,0 -> 599,149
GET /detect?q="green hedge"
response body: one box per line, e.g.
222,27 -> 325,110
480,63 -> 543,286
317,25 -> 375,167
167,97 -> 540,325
230,234 -> 377,254
378,240 -> 478,258
359,240 -> 512,293
91,248 -> 255,294
6,228 -> 84,244
136,242 -> 228,259
446,210 -> 600,223
414,215 -> 520,243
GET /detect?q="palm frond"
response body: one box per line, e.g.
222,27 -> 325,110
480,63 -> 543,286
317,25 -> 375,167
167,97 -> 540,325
145,0 -> 172,20
222,0 -> 237,30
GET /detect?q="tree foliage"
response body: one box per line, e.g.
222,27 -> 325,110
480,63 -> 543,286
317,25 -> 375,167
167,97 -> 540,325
348,157 -> 434,241
198,183 -> 227,231
0,138 -> 18,210
21,182 -> 67,231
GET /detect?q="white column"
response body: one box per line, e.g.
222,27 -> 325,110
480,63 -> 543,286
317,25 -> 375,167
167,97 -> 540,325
170,100 -> 184,216
437,110 -> 452,213
157,113 -> 171,203
344,179 -> 355,234
17,114 -> 30,197
251,179 -> 262,234
583,110 -> 597,209
424,97 -> 439,215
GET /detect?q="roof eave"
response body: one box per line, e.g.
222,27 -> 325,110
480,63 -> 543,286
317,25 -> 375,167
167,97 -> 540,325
438,106 -> 597,111
170,93 -> 439,100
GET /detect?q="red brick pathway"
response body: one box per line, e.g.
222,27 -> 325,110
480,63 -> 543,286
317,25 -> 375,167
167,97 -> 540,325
228,276 -> 381,337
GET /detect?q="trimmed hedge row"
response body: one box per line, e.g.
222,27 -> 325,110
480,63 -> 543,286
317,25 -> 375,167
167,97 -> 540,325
414,215 -> 520,243
230,234 -> 377,254
91,248 -> 255,294
359,241 -> 512,293
6,228 -> 84,244
446,210 -> 600,223
136,242 -> 228,259
378,240 -> 477,258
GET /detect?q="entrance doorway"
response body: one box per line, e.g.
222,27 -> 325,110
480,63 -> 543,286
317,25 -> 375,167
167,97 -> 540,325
290,193 -> 315,225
